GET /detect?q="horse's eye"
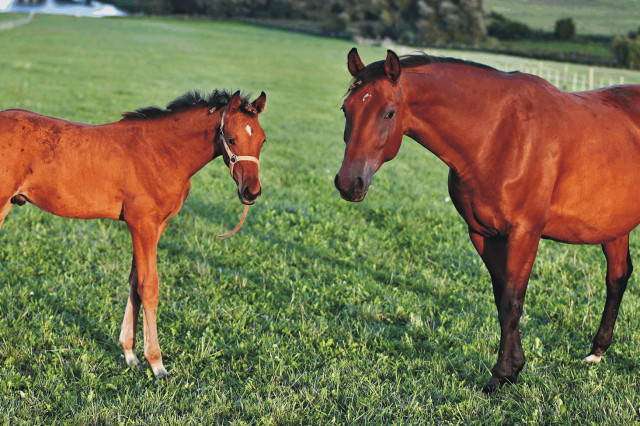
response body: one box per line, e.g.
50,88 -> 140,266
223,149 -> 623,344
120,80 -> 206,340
227,138 -> 235,145
384,109 -> 396,119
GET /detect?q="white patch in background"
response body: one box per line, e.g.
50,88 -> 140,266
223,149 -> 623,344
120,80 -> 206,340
246,125 -> 252,136
362,93 -> 371,102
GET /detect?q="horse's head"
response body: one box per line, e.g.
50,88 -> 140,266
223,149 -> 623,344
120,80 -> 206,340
219,91 -> 267,205
335,48 -> 405,202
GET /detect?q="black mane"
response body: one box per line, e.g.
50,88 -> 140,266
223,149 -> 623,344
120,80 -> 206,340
350,53 -> 497,89
122,89 -> 249,120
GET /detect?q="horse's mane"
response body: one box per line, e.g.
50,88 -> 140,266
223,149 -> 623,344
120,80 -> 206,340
122,89 -> 250,120
349,53 -> 498,89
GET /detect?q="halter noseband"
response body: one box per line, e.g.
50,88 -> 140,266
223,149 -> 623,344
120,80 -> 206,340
219,110 -> 260,177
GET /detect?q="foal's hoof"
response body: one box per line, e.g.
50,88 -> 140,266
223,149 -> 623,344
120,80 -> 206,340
153,367 -> 171,379
122,351 -> 141,368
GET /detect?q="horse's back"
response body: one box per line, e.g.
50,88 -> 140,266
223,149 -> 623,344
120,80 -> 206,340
542,85 -> 640,244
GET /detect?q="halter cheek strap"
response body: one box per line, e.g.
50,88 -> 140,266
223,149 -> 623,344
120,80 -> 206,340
219,111 -> 260,177
217,110 -> 260,239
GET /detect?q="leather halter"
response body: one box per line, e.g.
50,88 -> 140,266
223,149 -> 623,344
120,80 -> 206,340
219,110 -> 260,177
217,109 -> 260,239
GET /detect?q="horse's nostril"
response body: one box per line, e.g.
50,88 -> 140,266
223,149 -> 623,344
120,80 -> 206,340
355,176 -> 364,192
334,174 -> 340,190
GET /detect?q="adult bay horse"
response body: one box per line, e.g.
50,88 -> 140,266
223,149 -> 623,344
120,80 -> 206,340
334,48 -> 640,393
0,89 -> 267,377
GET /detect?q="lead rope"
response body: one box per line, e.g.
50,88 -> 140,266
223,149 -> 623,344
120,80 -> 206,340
217,110 -> 260,239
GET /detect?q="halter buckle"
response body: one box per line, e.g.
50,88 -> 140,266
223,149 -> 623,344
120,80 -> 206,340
230,154 -> 238,164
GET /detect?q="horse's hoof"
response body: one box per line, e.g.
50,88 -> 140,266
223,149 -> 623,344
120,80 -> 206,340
584,354 -> 602,364
481,377 -> 504,395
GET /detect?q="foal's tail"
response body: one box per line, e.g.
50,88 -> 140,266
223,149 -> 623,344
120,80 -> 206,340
10,195 -> 27,206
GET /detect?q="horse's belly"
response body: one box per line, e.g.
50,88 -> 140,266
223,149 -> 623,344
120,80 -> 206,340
543,203 -> 640,244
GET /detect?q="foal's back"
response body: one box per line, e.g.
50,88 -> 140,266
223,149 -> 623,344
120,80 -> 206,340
0,109 -> 131,220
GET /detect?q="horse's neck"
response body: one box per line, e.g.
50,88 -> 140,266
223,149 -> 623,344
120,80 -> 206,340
403,70 -> 504,178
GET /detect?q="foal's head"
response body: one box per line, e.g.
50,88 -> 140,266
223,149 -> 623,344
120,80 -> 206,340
219,91 -> 267,205
335,48 -> 405,202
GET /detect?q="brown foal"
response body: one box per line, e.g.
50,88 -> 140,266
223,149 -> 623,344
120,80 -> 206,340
0,89 -> 267,377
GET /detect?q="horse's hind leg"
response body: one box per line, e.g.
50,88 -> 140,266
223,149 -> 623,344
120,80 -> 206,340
119,255 -> 141,368
586,235 -> 632,363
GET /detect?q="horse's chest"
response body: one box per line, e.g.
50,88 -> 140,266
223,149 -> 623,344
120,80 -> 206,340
447,171 -> 507,237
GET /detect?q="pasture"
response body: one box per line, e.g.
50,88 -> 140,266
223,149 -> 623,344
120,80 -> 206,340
1,13 -> 640,423
485,0 -> 640,36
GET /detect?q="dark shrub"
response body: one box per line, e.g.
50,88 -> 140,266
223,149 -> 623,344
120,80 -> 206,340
630,38 -> 640,69
322,14 -> 348,35
487,12 -> 532,40
612,36 -> 631,67
554,17 -> 575,40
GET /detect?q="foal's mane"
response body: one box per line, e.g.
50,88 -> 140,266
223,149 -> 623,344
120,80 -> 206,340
349,53 -> 497,89
122,89 -> 250,120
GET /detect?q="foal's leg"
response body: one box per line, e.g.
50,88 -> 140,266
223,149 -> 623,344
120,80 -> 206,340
585,235 -> 632,363
473,227 -> 541,394
119,255 -> 141,367
128,220 -> 169,378
0,198 -> 15,232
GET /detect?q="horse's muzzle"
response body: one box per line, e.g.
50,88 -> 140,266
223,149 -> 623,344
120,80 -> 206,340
334,173 -> 368,202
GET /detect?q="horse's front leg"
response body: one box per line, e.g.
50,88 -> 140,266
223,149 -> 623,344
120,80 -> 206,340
127,220 -> 169,378
476,226 -> 541,394
119,255 -> 141,368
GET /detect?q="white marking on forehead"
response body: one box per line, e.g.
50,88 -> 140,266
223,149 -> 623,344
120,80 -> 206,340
362,93 -> 371,102
245,125 -> 252,136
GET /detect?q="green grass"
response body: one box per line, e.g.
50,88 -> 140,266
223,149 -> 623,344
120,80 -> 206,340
486,0 -> 640,36
1,14 -> 640,423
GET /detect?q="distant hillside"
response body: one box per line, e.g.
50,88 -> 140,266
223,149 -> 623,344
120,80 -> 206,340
132,0 -> 488,45
485,0 -> 640,36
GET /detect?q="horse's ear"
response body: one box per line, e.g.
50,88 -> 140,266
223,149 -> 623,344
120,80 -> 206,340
228,90 -> 243,112
347,47 -> 365,77
252,91 -> 267,114
385,50 -> 401,83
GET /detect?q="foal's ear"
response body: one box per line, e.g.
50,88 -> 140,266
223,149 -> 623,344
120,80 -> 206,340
347,47 -> 365,77
228,90 -> 243,112
252,91 -> 267,114
385,50 -> 401,83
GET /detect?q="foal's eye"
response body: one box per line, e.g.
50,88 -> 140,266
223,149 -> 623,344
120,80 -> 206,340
384,109 -> 396,119
227,138 -> 235,145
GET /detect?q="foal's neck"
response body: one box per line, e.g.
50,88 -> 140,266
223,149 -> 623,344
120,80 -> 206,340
143,108 -> 221,177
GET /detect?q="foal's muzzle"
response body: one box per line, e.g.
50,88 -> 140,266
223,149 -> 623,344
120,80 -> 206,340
239,185 -> 262,205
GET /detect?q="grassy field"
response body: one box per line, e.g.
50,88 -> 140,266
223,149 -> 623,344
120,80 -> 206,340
1,13 -> 640,423
486,0 -> 640,36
